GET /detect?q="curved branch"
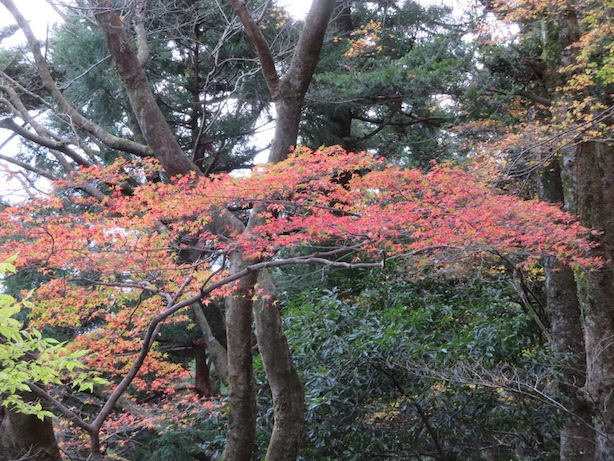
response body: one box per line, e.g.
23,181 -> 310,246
28,383 -> 96,435
0,117 -> 91,168
0,0 -> 152,158
283,0 -> 336,97
226,0 -> 280,97
486,87 -> 552,107
0,150 -> 58,181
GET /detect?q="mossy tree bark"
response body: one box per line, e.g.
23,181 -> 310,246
562,142 -> 614,459
540,159 -> 595,460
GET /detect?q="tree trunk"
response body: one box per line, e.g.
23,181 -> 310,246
327,1 -> 355,151
192,303 -> 229,388
529,7 -> 598,457
269,97 -> 303,163
222,252 -> 259,461
562,141 -> 614,459
266,0 -> 336,164
253,270 -> 305,461
227,1 -> 335,458
90,0 -> 198,177
193,338 -> 212,396
0,392 -> 63,461
539,158 -> 595,460
543,256 -> 595,460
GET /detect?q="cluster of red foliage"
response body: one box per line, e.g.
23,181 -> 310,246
0,146 -> 595,449
1,145 -> 595,316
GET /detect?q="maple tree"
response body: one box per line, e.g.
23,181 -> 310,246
0,146 -> 595,458
0,0 -> 336,457
0,0 -> 611,459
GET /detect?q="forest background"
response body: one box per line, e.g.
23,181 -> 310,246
0,0 -> 612,460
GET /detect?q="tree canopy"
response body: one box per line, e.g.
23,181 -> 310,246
0,0 -> 612,460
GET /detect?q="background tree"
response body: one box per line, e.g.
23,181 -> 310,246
302,0 -> 474,165
279,276 -> 566,459
455,0 -> 614,457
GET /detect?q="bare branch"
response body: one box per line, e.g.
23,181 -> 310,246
226,0 -> 280,97
28,383 -> 96,435
0,150 -> 58,181
0,0 -> 152,158
0,117 -> 91,168
486,87 -> 552,107
133,0 -> 150,66
44,0 -> 69,22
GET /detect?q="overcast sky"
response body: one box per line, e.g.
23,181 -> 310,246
0,0 -> 312,199
0,0 -> 463,200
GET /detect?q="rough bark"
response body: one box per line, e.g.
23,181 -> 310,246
225,1 -> 335,459
562,141 -> 614,459
0,392 -> 63,461
227,2 -> 335,459
267,0 -> 336,163
539,159 -> 595,460
544,256 -> 596,460
527,6 -> 600,457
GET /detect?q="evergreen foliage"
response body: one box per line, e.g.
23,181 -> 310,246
279,274 -> 563,460
302,0 -> 474,166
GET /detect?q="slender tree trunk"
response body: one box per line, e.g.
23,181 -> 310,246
192,303 -> 229,388
222,252 -> 259,461
0,392 -> 63,461
539,158 -> 595,460
193,338 -> 212,396
562,141 -> 614,459
227,1 -> 335,458
327,1 -> 354,151
234,111 -> 313,459
254,270 -> 305,461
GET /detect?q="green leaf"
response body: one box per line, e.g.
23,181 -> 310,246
0,262 -> 16,275
0,297 -> 18,310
